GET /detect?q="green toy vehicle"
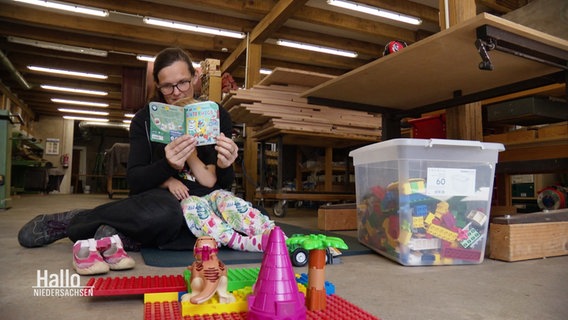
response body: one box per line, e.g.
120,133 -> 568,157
287,234 -> 338,267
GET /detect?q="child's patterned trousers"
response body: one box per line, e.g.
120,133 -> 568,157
181,189 -> 274,252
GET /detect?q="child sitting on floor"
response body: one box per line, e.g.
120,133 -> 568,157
161,99 -> 276,252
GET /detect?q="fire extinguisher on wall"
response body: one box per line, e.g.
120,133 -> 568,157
61,153 -> 69,168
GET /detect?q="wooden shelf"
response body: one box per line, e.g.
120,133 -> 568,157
485,123 -> 568,163
303,13 -> 567,113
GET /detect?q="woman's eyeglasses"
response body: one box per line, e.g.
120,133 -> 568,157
158,79 -> 192,95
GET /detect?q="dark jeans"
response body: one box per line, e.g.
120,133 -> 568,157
67,188 -> 195,248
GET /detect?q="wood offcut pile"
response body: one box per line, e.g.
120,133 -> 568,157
221,68 -> 382,147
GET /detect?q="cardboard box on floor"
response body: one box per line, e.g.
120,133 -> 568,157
489,209 -> 568,262
318,203 -> 357,231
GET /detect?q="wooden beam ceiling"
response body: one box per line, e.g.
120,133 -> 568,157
0,0 -> 531,123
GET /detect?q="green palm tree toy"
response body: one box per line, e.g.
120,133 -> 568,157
286,234 -> 348,311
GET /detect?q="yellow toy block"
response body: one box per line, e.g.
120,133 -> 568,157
181,286 -> 251,316
401,178 -> 426,194
424,212 -> 435,225
435,201 -> 449,218
426,223 -> 458,242
398,229 -> 412,245
412,216 -> 425,229
357,202 -> 368,212
144,292 -> 179,304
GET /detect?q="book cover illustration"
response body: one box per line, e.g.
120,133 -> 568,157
149,101 -> 220,146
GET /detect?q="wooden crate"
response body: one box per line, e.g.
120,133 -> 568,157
317,203 -> 357,231
537,121 -> 568,139
483,128 -> 537,144
489,209 -> 568,262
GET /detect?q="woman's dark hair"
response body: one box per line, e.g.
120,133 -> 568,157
152,47 -> 196,101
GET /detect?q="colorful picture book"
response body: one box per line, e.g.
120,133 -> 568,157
149,101 -> 220,146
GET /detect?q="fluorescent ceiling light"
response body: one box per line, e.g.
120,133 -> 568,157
51,98 -> 109,107
63,116 -> 109,122
260,68 -> 272,75
8,36 -> 107,57
276,39 -> 358,58
137,55 -> 200,69
14,0 -> 109,17
143,17 -> 246,39
28,66 -> 108,79
58,108 -> 109,116
327,0 -> 422,25
80,121 -> 130,129
124,113 -> 135,118
41,84 -> 107,96
136,54 -> 155,62
123,119 -> 132,124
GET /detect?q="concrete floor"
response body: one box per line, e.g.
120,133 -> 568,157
1,193 -> 567,320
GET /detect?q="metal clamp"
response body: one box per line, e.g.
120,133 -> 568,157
475,38 -> 495,71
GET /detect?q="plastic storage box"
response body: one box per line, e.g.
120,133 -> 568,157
349,139 -> 504,266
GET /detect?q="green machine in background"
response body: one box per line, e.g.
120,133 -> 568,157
0,110 -> 13,210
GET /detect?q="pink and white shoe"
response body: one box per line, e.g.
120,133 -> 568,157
73,238 -> 109,275
97,235 -> 135,270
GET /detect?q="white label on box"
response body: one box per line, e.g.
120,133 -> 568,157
511,174 -> 534,184
426,168 -> 476,196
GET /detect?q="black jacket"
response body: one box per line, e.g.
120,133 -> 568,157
127,102 -> 235,196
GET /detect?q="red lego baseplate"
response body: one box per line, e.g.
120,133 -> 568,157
307,294 -> 379,319
86,275 -> 187,297
143,294 -> 380,320
145,300 -> 248,320
145,301 -> 183,320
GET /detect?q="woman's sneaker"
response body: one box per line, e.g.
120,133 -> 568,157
96,235 -> 135,271
18,209 -> 85,248
73,238 -> 109,276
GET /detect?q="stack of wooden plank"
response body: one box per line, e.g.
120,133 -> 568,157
221,68 -> 382,147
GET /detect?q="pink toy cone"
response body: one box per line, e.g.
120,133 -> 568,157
248,226 -> 306,320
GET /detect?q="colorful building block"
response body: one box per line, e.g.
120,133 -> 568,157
441,212 -> 457,229
426,223 -> 458,242
296,273 -> 335,295
407,238 -> 441,251
398,228 -> 412,246
459,227 -> 482,248
404,252 -> 423,265
467,209 -> 488,226
435,201 -> 449,216
441,245 -> 482,261
182,287 -> 250,316
421,252 -> 436,263
144,301 -> 182,320
86,275 -> 187,296
412,216 -> 425,229
145,292 -> 181,304
370,185 -> 386,199
413,204 -> 429,216
401,178 -> 425,195
424,212 -> 436,226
